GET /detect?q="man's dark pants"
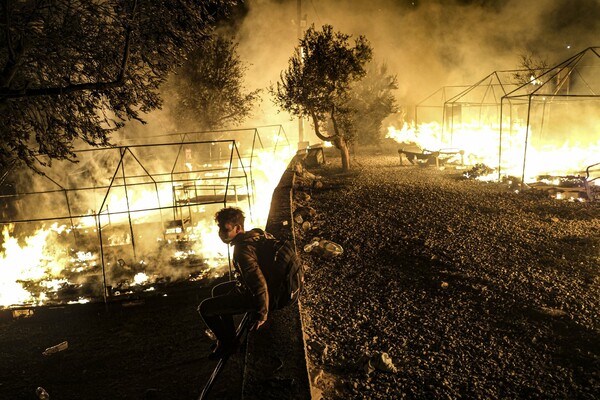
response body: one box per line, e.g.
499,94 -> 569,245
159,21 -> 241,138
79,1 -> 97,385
198,281 -> 257,344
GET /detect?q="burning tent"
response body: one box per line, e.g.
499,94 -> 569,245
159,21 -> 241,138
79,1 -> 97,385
388,69 -> 526,169
388,46 -> 600,197
499,47 -> 600,184
0,126 -> 293,310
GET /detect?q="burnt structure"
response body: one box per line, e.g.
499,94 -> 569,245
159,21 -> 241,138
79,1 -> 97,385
0,126 -> 292,308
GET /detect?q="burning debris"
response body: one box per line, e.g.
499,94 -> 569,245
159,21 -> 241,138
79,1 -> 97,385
462,165 -> 599,202
387,47 -> 600,186
527,174 -> 590,201
463,163 -> 496,179
398,144 -> 465,168
0,134 -> 295,310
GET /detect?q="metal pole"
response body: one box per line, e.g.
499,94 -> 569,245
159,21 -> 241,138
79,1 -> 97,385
120,148 -> 137,261
98,148 -> 128,307
297,0 -> 304,149
498,97 -> 504,181
62,188 -> 78,244
198,313 -> 250,400
96,211 -> 109,311
521,96 -> 533,187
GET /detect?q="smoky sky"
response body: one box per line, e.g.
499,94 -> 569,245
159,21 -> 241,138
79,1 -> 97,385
232,0 -> 600,110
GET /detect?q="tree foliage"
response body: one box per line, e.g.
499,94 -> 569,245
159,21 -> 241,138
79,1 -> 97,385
271,24 -> 372,170
166,35 -> 260,131
347,62 -> 398,145
0,0 -> 234,171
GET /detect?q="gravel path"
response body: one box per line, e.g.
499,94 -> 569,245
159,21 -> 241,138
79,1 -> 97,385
295,154 -> 599,399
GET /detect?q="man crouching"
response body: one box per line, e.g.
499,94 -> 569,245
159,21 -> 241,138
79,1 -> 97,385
198,207 -> 272,360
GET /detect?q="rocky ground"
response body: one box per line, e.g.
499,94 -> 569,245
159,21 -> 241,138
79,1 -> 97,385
295,152 -> 599,399
0,279 -> 246,400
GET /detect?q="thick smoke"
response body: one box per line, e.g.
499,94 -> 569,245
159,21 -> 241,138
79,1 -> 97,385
115,0 -> 600,145
234,0 -> 600,115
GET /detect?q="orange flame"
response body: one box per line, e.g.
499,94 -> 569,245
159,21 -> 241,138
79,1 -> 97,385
387,120 -> 600,182
0,145 -> 294,308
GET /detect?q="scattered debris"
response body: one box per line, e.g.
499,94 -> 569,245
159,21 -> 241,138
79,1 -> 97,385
293,206 -> 317,223
204,329 -> 217,341
36,387 -> 50,400
463,163 -> 495,178
303,237 -> 343,258
121,299 -> 145,307
399,147 -> 464,168
311,368 -> 324,385
42,341 -> 68,356
299,154 -> 599,399
12,308 -> 34,319
356,352 -> 398,375
539,307 -> 568,317
302,221 -> 311,231
296,192 -> 312,202
294,163 -> 324,191
306,338 -> 328,363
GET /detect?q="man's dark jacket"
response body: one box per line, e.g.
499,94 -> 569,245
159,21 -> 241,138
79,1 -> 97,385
231,228 -> 285,322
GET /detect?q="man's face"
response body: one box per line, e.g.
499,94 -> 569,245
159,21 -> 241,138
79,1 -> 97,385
218,222 -> 241,244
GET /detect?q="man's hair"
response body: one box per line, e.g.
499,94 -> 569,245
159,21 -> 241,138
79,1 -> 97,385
214,207 -> 245,228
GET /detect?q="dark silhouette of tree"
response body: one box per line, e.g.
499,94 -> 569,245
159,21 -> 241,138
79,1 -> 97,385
271,24 -> 372,170
512,52 -> 549,87
166,35 -> 260,131
0,0 -> 234,172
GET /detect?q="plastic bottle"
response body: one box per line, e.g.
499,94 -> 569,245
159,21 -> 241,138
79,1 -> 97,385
319,239 -> 344,258
303,238 -> 321,253
304,238 -> 343,258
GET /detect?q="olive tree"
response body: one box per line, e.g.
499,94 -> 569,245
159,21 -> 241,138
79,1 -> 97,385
348,62 -> 398,146
166,35 -> 261,131
0,0 -> 234,171
271,24 -> 372,170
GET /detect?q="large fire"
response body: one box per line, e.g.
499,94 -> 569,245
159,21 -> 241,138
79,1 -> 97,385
392,47 -> 600,184
387,119 -> 600,183
0,137 -> 294,309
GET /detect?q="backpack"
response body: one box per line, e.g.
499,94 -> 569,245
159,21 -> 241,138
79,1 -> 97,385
259,237 -> 305,310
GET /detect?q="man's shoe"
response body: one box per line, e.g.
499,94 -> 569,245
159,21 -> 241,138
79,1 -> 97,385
208,340 -> 235,360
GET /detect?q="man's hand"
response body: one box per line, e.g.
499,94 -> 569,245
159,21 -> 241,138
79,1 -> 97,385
250,319 -> 266,331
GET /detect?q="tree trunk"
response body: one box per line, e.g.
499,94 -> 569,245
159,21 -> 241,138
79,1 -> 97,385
330,108 -> 351,170
311,109 -> 351,170
335,136 -> 351,170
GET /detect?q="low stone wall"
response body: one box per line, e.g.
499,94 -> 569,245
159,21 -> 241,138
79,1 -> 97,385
242,155 -> 312,400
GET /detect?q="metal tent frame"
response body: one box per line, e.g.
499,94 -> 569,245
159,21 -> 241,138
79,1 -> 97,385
440,70 -> 529,149
0,138 -> 262,306
499,47 -> 600,183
